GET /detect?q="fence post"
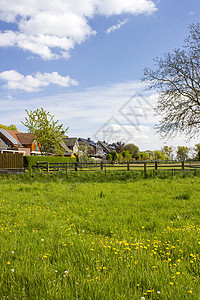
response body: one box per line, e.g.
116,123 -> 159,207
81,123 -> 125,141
127,162 -> 130,171
105,163 -> 106,175
58,162 -> 60,171
144,162 -> 147,176
100,161 -> 103,170
182,161 -> 185,171
155,161 -> 158,171
29,166 -> 32,179
47,162 -> 49,172
66,162 -> 68,177
75,162 -> 78,172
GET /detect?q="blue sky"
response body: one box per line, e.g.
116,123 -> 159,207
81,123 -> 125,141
0,0 -> 200,151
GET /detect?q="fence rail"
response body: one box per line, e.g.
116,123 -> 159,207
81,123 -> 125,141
0,153 -> 24,170
35,160 -> 200,175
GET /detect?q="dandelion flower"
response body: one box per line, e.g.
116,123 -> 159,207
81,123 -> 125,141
41,239 -> 44,242
11,269 -> 14,272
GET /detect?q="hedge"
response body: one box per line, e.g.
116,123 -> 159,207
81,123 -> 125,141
24,156 -> 76,168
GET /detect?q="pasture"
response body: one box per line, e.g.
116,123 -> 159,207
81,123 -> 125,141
0,173 -> 199,299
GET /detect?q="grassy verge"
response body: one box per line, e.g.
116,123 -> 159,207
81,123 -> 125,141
0,174 -> 199,299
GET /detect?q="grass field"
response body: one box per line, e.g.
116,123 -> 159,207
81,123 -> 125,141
0,173 -> 199,299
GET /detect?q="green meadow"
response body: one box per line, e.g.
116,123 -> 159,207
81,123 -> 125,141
0,173 -> 199,299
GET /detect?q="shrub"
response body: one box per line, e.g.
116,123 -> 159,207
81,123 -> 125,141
24,155 -> 76,168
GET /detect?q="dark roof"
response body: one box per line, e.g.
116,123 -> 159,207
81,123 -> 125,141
78,137 -> 96,147
60,141 -> 72,153
16,133 -> 35,145
108,144 -> 116,151
62,137 -> 78,147
97,141 -> 112,153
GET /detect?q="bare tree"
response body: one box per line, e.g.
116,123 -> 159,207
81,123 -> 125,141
142,23 -> 200,139
115,141 -> 125,153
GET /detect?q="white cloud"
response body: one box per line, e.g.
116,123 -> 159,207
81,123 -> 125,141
0,0 -> 157,59
0,70 -> 78,92
94,122 -> 151,144
97,0 -> 157,16
106,19 -> 128,34
0,31 -> 75,60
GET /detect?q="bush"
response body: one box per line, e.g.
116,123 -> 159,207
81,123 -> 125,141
24,155 -> 76,168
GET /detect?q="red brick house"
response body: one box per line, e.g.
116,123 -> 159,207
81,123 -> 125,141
0,128 -> 41,155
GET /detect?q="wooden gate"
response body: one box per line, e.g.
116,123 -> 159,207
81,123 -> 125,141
0,153 -> 24,170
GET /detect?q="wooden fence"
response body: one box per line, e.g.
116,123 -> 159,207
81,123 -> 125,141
35,160 -> 200,175
0,153 -> 24,170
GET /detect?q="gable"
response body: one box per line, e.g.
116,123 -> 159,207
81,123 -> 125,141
0,137 -> 7,149
16,133 -> 35,145
0,128 -> 21,146
62,137 -> 79,147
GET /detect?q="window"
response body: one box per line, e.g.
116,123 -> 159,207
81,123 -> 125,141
35,140 -> 39,151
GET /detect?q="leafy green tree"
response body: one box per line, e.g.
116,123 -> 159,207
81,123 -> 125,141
110,151 -> 118,162
0,124 -> 18,131
176,146 -> 189,161
117,153 -> 123,163
22,108 -> 68,155
107,153 -> 112,162
9,124 -> 18,131
122,150 -> 132,162
153,150 -> 166,161
122,143 -> 140,159
139,152 -> 150,160
107,151 -> 118,163
194,143 -> 200,159
79,145 -> 95,157
162,146 -> 173,158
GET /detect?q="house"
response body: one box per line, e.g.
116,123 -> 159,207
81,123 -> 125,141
78,137 -> 109,158
0,137 -> 7,151
78,137 -> 96,148
78,137 -> 97,155
0,128 -> 41,155
59,141 -> 73,157
97,141 -> 113,154
62,137 -> 79,155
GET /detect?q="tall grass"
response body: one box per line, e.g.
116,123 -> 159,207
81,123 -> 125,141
0,174 -> 199,299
